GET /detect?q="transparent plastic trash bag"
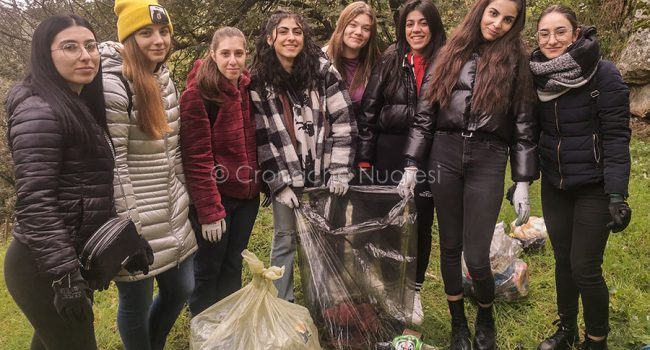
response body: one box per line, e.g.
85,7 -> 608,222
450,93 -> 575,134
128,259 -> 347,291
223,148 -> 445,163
295,186 -> 417,349
190,250 -> 320,350
462,222 -> 529,301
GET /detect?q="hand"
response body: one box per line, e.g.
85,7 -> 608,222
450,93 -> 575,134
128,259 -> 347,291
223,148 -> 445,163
397,167 -> 418,198
52,269 -> 93,323
201,219 -> 226,242
507,182 -> 530,226
124,236 -> 154,275
275,187 -> 299,208
606,194 -> 631,233
328,173 -> 350,196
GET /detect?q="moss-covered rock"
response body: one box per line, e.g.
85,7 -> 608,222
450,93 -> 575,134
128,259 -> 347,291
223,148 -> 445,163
618,0 -> 650,84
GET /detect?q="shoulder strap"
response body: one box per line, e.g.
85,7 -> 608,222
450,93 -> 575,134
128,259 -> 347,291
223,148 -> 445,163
108,72 -> 133,118
589,66 -> 600,133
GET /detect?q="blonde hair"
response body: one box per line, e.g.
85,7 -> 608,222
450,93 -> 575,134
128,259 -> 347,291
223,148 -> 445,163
326,1 -> 380,91
196,27 -> 246,103
121,34 -> 171,139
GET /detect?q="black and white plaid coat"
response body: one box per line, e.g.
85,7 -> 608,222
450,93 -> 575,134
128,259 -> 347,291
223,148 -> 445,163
251,57 -> 357,195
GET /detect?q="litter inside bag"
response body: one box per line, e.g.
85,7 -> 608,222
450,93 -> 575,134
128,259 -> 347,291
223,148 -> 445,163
295,186 -> 418,349
463,222 -> 529,301
190,250 -> 320,350
510,216 -> 548,251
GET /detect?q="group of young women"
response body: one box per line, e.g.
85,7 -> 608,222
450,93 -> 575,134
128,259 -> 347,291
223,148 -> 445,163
3,0 -> 631,349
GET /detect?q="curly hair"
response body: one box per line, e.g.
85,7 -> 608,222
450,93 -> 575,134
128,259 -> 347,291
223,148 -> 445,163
250,9 -> 325,93
424,0 -> 534,116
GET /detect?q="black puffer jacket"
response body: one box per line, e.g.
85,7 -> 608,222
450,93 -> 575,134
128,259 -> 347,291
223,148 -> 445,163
6,83 -> 115,278
357,50 -> 418,164
537,60 -> 630,195
404,53 -> 539,181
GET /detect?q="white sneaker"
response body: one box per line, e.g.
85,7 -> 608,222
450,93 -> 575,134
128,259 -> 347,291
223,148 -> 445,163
411,292 -> 424,325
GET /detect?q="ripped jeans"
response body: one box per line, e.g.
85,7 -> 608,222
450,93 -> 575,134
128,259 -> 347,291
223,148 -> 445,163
270,199 -> 298,301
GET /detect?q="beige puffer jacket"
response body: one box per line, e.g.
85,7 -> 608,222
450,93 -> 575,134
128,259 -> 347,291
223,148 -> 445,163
100,41 -> 196,281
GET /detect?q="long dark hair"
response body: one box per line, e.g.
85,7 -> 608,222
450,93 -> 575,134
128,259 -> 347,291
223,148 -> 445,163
250,9 -> 325,93
385,0 -> 446,96
28,14 -> 106,149
425,0 -> 533,116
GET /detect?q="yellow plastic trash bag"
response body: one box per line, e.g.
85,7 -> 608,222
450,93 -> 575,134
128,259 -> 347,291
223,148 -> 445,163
190,250 -> 321,350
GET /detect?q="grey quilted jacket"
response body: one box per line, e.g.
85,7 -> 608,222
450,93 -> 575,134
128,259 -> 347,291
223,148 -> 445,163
100,41 -> 196,281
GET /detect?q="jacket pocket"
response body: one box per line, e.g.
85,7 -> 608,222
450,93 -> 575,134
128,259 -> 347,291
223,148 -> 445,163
592,133 -> 601,166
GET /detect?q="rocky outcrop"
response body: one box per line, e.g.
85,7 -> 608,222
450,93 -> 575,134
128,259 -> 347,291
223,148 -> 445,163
617,0 -> 650,118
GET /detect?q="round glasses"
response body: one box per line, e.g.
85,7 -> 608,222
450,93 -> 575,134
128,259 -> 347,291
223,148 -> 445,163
536,28 -> 573,44
51,41 -> 99,59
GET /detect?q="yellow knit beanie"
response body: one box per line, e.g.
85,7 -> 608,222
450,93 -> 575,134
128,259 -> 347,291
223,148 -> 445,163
114,0 -> 174,42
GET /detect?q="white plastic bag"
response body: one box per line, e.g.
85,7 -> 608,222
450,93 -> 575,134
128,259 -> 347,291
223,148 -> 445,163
190,250 -> 321,350
510,216 -> 548,250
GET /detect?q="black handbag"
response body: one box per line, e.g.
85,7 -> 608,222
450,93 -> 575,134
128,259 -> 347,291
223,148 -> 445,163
78,134 -> 142,288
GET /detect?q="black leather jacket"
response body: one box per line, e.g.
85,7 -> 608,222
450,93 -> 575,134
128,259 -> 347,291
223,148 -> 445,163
357,50 -> 418,164
6,83 -> 115,278
404,53 -> 539,181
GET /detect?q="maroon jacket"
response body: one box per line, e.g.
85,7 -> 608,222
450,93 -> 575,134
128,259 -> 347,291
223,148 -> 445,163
180,59 -> 259,224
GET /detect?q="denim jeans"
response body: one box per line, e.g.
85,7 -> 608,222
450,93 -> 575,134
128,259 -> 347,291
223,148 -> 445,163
188,196 -> 260,316
115,255 -> 194,350
542,178 -> 611,337
270,199 -> 298,301
429,132 -> 508,304
4,239 -> 97,350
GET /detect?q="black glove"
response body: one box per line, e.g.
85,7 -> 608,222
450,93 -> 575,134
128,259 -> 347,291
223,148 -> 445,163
606,194 -> 631,233
124,236 -> 154,275
52,269 -> 93,323
86,277 -> 111,292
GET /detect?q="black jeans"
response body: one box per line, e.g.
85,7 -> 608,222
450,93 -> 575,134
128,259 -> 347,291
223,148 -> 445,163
188,195 -> 260,316
429,132 -> 508,304
4,239 -> 97,350
541,178 -> 611,337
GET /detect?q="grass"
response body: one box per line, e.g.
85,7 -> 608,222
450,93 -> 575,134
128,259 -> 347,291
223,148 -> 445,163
1,136 -> 649,349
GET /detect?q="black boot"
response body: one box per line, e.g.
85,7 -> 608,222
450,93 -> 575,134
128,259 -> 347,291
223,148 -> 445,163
580,334 -> 608,350
537,315 -> 579,350
448,299 -> 471,350
473,304 -> 496,350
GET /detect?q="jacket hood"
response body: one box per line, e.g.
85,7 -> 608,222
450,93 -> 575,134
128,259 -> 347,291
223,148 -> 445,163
99,41 -> 124,75
5,82 -> 34,117
184,59 -> 203,89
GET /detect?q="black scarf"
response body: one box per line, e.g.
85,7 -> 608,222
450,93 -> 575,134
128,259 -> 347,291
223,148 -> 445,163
530,26 -> 601,101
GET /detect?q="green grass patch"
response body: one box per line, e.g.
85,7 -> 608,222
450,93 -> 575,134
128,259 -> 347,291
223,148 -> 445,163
1,138 -> 649,349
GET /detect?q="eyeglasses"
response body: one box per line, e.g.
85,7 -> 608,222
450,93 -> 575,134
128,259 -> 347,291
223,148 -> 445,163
51,41 -> 99,59
536,28 -> 572,43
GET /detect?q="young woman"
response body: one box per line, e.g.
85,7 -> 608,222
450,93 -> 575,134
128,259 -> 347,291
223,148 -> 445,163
400,0 -> 538,348
324,1 -> 380,115
4,14 -> 115,349
100,1 -> 196,349
250,9 -> 357,302
531,5 -> 631,350
180,27 -> 260,316
356,0 -> 446,325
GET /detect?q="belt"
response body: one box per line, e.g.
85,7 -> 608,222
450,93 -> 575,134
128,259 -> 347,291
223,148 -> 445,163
435,129 -> 506,144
